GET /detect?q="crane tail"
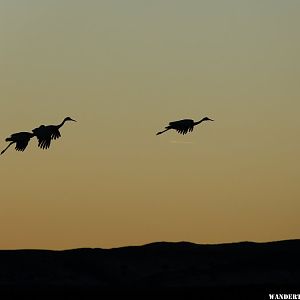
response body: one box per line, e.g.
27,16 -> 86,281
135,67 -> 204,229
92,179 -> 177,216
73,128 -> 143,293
0,142 -> 14,155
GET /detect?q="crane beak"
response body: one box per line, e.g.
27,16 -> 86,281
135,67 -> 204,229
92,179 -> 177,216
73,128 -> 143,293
70,118 -> 77,122
208,118 -> 214,121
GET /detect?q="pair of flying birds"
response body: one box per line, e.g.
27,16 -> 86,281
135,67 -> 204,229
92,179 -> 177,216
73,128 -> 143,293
1,116 -> 213,155
0,117 -> 76,155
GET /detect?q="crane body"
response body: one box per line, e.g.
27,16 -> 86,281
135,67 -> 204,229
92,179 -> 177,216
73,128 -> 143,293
32,117 -> 76,149
156,117 -> 213,135
1,132 -> 35,155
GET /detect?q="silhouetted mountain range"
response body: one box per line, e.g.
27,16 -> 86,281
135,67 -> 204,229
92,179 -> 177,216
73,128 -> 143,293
0,239 -> 299,298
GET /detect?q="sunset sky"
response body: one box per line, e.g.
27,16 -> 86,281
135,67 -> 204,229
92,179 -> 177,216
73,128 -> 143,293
1,1 -> 299,250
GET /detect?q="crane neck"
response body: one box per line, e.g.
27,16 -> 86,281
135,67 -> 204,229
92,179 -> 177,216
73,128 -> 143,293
194,118 -> 206,126
58,118 -> 67,129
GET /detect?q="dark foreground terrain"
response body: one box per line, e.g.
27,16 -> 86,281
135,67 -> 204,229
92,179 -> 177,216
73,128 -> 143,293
0,239 -> 299,298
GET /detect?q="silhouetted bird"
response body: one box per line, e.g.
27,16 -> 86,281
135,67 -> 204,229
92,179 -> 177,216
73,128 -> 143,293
156,117 -> 214,135
32,117 -> 76,149
0,131 -> 35,155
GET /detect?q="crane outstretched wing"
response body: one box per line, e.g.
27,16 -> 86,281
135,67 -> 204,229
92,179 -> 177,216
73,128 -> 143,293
176,127 -> 189,135
169,119 -> 194,135
49,127 -> 61,140
32,126 -> 52,149
15,139 -> 30,151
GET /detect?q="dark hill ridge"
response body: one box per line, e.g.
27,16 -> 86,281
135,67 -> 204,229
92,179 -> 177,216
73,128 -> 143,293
0,240 -> 299,297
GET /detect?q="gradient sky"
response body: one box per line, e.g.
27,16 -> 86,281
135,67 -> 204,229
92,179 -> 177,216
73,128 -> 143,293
1,1 -> 299,250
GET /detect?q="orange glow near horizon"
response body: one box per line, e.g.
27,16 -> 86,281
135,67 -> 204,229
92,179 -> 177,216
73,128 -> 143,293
0,1 -> 299,249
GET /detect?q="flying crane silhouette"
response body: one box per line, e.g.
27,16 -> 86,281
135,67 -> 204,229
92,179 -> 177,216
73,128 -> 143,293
32,117 -> 76,149
0,131 -> 35,155
156,117 -> 214,135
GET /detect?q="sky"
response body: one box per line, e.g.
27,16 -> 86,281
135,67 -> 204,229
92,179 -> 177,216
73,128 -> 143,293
1,0 -> 299,250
